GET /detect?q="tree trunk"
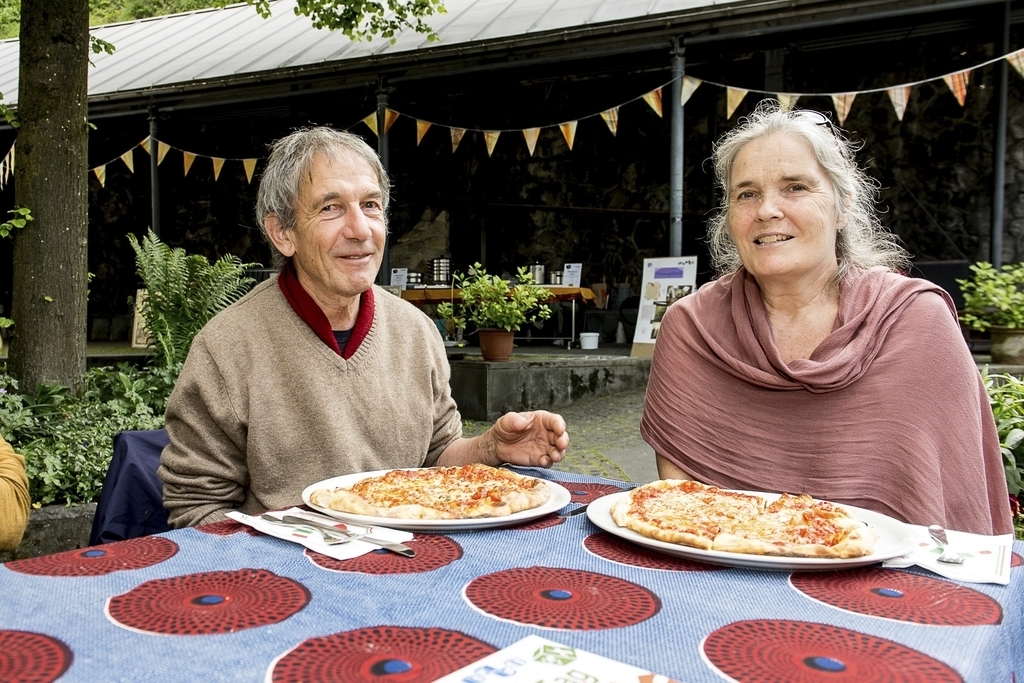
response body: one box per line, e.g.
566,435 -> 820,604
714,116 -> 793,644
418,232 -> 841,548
8,0 -> 89,393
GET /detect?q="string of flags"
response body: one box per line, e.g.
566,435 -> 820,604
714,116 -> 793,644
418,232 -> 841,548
2,45 -> 1024,191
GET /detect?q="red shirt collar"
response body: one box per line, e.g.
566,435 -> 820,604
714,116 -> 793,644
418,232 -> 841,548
277,262 -> 375,359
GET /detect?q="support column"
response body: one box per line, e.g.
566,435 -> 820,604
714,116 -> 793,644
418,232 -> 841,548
992,1 -> 1010,268
376,79 -> 391,284
669,41 -> 685,257
148,107 -> 161,238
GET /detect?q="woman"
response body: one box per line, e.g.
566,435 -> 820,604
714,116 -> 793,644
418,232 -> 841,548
641,100 -> 1012,535
0,432 -> 30,550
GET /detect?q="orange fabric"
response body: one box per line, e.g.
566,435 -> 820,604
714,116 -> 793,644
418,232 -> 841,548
0,434 -> 30,550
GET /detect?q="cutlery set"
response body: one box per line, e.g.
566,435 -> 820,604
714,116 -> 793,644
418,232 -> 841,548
261,513 -> 416,557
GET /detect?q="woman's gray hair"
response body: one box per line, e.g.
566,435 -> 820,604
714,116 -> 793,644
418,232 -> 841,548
706,99 -> 909,281
255,127 -> 390,267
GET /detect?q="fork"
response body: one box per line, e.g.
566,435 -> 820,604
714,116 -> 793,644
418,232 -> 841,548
927,524 -> 966,564
260,514 -> 354,545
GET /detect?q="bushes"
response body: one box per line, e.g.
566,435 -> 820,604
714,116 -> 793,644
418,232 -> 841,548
983,370 -> 1024,539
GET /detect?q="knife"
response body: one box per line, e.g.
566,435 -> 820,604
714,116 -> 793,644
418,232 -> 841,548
280,515 -> 416,557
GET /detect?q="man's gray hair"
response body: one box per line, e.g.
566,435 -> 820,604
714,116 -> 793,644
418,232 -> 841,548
255,127 -> 390,266
706,99 -> 909,282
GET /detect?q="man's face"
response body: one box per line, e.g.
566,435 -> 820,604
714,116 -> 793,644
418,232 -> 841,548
270,151 -> 386,306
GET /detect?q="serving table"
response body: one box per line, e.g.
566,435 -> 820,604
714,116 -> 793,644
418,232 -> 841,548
2,469 -> 1022,682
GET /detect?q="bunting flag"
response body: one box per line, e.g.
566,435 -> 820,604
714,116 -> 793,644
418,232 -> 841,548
600,107 -> 619,135
93,166 -> 106,188
523,128 -> 540,156
120,149 -> 135,173
887,86 -> 912,121
140,137 -> 150,154
559,121 -> 577,150
451,128 -> 466,153
0,143 -> 12,189
681,76 -> 702,106
484,131 -> 500,157
243,158 -> 257,183
943,70 -> 970,106
212,157 -> 225,181
183,152 -> 196,177
416,120 -> 431,145
1009,48 -> 1024,79
643,88 -> 663,118
384,109 -> 400,134
776,93 -> 799,111
158,141 -> 171,165
726,88 -> 747,119
831,93 -> 857,125
362,113 -> 378,136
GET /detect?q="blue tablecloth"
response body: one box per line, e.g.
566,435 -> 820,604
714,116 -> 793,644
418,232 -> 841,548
2,469 -> 1022,682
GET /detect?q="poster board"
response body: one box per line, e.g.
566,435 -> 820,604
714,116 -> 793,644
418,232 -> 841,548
630,256 -> 698,358
131,289 -> 153,349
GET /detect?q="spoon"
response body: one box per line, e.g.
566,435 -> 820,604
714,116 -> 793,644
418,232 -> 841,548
927,524 -> 965,564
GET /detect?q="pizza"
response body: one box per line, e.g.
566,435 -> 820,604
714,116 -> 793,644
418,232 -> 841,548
610,480 -> 876,558
309,464 -> 551,520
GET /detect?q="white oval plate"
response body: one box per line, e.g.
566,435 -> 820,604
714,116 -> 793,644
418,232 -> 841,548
302,469 -> 572,532
586,490 -> 919,571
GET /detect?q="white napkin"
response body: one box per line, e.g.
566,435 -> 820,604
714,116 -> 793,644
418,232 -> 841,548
882,524 -> 1014,585
226,508 -> 414,562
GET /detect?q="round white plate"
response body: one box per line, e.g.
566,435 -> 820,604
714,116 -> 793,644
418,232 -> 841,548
302,469 -> 572,532
586,490 -> 918,571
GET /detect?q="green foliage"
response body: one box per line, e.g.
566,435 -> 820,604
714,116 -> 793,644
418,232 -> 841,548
437,263 -> 553,333
0,365 -> 173,506
129,229 -> 257,369
984,370 -> 1024,497
228,0 -> 445,42
0,207 -> 32,238
957,262 -> 1024,332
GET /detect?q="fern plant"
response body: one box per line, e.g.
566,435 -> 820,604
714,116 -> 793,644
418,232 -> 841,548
129,230 -> 258,368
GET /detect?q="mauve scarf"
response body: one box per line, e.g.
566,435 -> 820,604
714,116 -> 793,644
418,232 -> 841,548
641,267 -> 1012,535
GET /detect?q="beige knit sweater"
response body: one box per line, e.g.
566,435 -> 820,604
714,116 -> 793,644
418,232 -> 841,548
159,279 -> 462,528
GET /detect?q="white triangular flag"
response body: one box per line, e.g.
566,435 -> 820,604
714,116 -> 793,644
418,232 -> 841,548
887,87 -> 911,121
681,76 -> 702,106
523,128 -> 540,156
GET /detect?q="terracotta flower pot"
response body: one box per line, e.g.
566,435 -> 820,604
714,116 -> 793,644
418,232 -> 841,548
990,327 -> 1024,365
477,328 -> 515,362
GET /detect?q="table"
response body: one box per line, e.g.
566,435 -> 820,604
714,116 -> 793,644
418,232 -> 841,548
2,469 -> 1022,682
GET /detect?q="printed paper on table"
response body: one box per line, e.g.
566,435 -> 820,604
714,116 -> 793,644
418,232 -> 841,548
390,268 -> 408,289
631,256 -> 698,358
562,263 -> 582,288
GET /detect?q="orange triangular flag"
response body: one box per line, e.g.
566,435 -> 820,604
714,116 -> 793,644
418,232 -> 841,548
121,149 -> 135,173
416,121 -> 431,145
726,88 -> 747,119
362,113 -> 378,137
212,157 -> 225,181
451,128 -> 466,153
140,137 -> 151,154
93,165 -> 106,188
777,94 -> 800,111
643,89 -> 663,118
523,128 -> 540,156
887,87 -> 911,121
383,109 -> 399,134
681,76 -> 701,106
559,121 -> 577,150
243,159 -> 257,183
484,131 -> 500,157
157,141 -> 170,165
831,93 -> 856,125
183,152 -> 196,177
600,108 -> 619,136
1007,48 -> 1024,79
943,70 -> 970,106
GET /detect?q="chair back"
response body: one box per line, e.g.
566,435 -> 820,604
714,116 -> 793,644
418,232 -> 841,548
89,429 -> 171,545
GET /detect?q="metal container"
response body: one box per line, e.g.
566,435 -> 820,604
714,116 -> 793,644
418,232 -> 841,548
547,271 -> 562,285
406,271 -> 423,285
431,258 -> 451,284
529,264 -> 545,284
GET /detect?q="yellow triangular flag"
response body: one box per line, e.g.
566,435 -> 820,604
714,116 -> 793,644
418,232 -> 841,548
93,165 -> 106,188
777,94 -> 800,111
831,93 -> 857,125
681,76 -> 702,106
140,137 -> 151,154
362,113 -> 378,137
643,89 -> 663,118
451,128 -> 466,153
484,131 -> 500,157
183,152 -> 196,177
157,142 -> 170,165
416,121 -> 431,146
559,121 -> 577,151
943,70 -> 970,106
384,109 -> 399,134
523,128 -> 540,156
121,149 -> 135,173
600,108 -> 619,136
726,88 -> 748,119
212,157 -> 225,181
887,86 -> 911,121
1007,48 -> 1024,79
243,159 -> 257,184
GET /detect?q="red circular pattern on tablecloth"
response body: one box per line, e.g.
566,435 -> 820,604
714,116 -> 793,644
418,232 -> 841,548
196,519 -> 261,536
5,536 -> 178,577
790,568 -> 1002,625
1012,552 -> 1022,568
563,483 -> 626,504
307,534 -> 463,573
584,531 -> 726,571
702,620 -> 963,682
106,568 -> 310,635
0,631 -> 72,683
269,627 -> 496,683
509,514 -> 565,531
464,566 -> 660,629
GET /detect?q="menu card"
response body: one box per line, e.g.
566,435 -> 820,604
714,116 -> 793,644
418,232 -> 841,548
434,635 -> 678,683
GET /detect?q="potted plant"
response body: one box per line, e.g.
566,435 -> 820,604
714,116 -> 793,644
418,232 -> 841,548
957,261 -> 1024,365
436,263 -> 553,362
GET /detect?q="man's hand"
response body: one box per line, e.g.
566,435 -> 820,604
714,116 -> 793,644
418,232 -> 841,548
489,410 -> 569,468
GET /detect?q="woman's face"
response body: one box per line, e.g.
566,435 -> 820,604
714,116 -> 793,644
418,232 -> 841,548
727,132 -> 840,290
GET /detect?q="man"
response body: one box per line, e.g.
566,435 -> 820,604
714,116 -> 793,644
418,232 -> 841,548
0,432 -> 30,550
159,127 -> 569,528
